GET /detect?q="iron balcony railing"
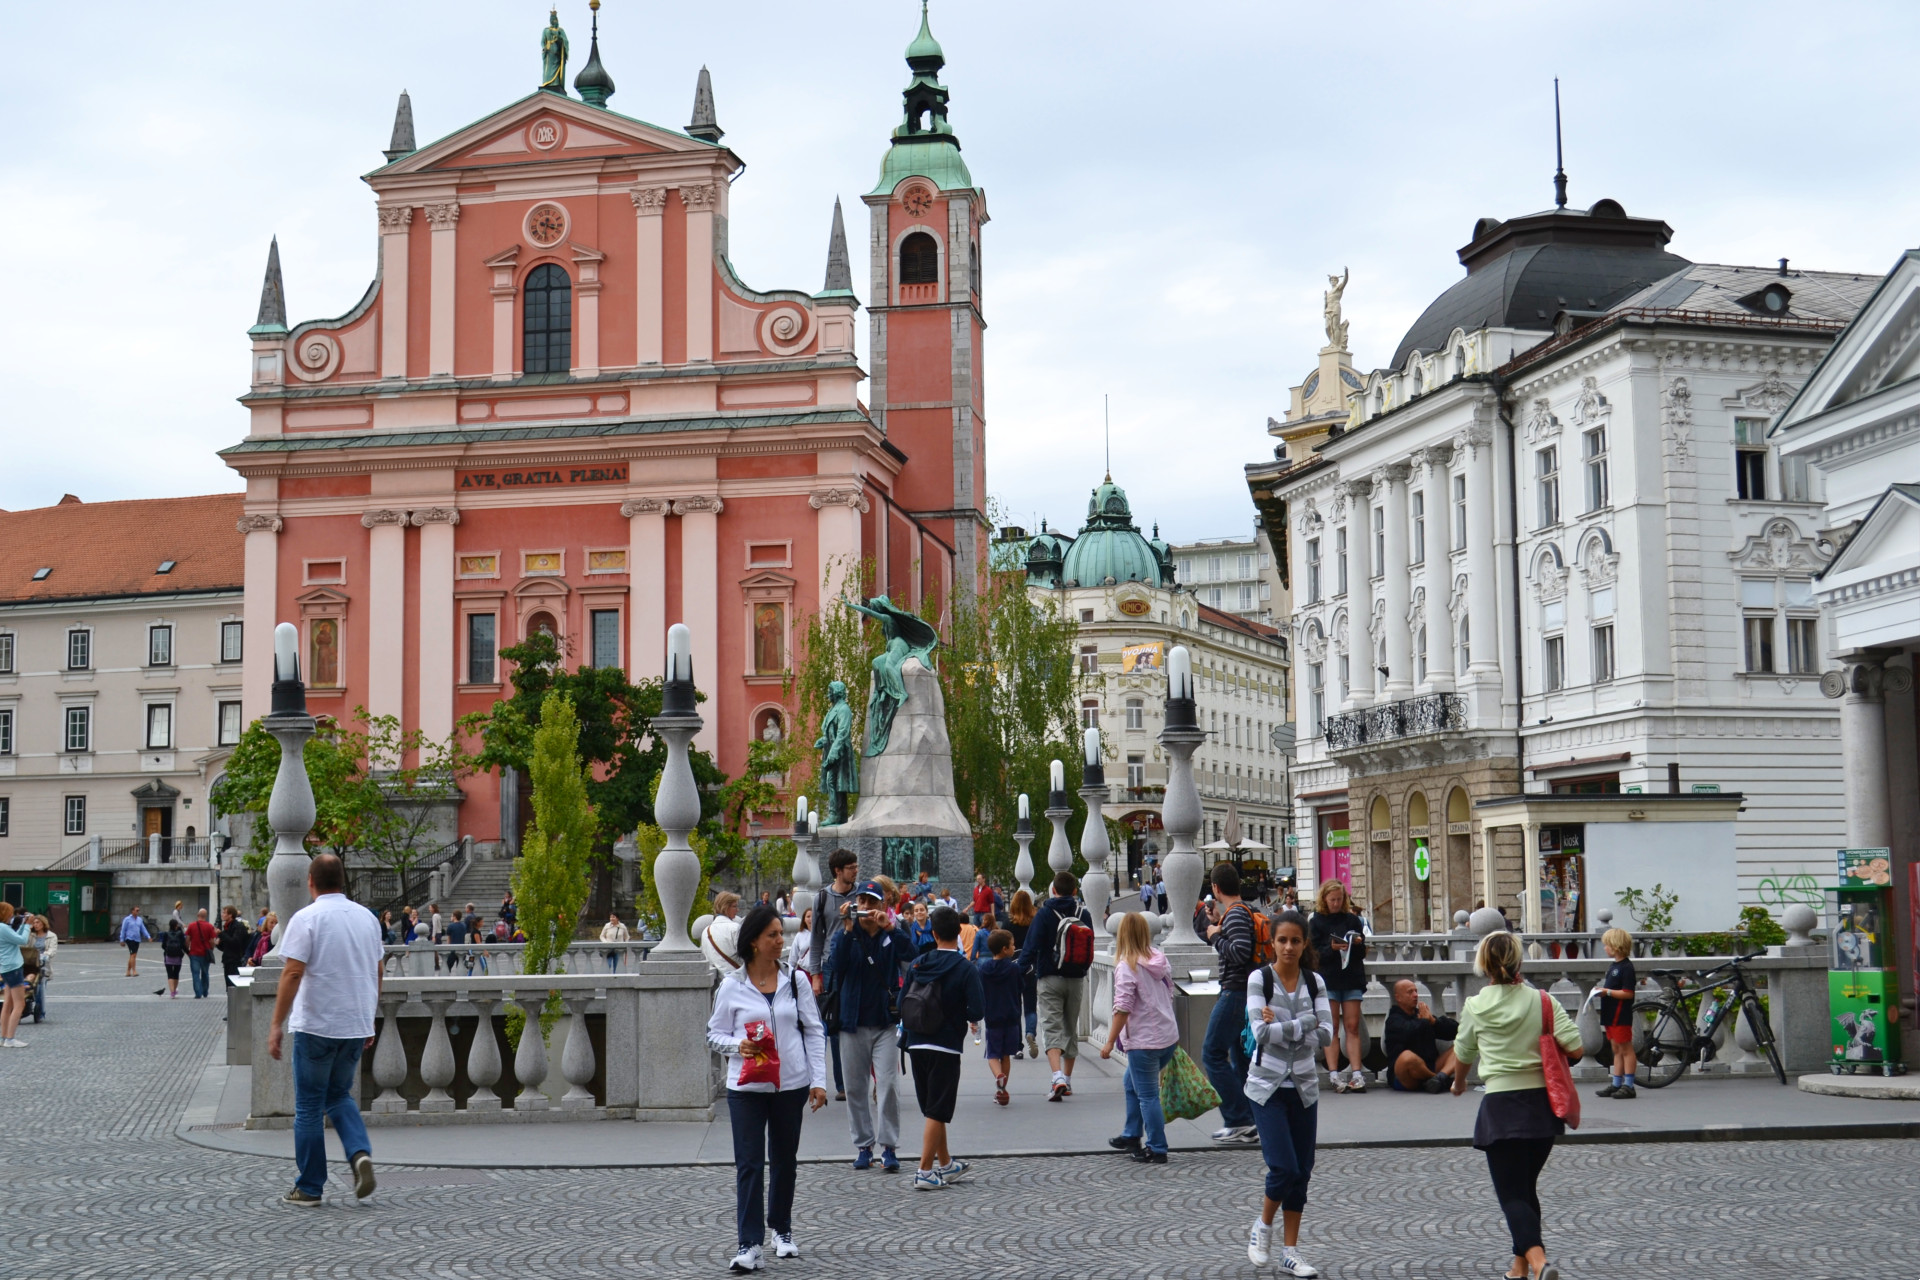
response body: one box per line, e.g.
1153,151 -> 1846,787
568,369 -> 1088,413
1325,692 -> 1466,751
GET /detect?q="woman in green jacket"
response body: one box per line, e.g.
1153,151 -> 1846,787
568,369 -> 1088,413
1450,930 -> 1582,1280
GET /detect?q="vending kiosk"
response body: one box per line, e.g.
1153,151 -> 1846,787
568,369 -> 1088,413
1829,848 -> 1905,1076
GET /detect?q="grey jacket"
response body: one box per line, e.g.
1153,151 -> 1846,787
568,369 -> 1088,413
807,883 -> 858,976
1244,966 -> 1333,1107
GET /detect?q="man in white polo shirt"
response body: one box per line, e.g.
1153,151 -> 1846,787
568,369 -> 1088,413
267,853 -> 384,1205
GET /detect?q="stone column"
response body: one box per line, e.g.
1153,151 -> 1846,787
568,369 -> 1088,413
1013,804 -> 1037,899
651,625 -> 705,953
1380,462 -> 1414,699
631,188 -> 667,365
1344,479 -> 1376,706
673,497 -> 722,754
1158,650 -> 1208,953
680,185 -> 719,363
622,499 -> 668,680
1840,656 -> 1895,848
1456,423 -> 1500,679
811,487 -> 869,608
412,507 -> 459,743
1418,444 -> 1454,691
1079,758 -> 1113,936
378,206 -> 412,379
1521,819 -> 1542,933
424,202 -> 460,378
362,509 -> 409,726
263,624 -> 316,952
238,514 -> 282,721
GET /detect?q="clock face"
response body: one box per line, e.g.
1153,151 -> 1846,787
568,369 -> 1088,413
902,186 -> 934,217
525,202 -> 569,248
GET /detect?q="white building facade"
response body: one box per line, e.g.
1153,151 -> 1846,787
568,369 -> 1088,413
1273,197 -> 1875,932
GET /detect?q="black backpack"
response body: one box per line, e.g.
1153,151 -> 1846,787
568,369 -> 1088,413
900,966 -> 948,1036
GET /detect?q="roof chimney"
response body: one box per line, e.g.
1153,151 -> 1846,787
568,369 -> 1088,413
58,494 -> 82,505
1779,257 -> 1790,277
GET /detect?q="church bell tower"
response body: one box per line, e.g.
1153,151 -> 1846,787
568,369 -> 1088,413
864,1 -> 989,588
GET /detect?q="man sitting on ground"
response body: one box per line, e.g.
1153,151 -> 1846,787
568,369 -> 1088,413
1384,978 -> 1459,1094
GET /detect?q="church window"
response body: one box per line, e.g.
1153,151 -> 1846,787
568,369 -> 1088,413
591,609 -> 622,671
753,604 -> 785,675
522,263 -> 572,374
900,232 -> 939,285
309,619 -> 340,688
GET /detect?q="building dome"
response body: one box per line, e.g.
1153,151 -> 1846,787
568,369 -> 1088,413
1024,519 -> 1072,589
1391,200 -> 1691,368
1060,478 -> 1163,587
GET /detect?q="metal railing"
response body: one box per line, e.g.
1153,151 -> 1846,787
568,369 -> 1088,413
1325,692 -> 1465,750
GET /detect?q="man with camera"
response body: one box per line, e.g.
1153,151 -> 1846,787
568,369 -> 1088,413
825,879 -> 915,1172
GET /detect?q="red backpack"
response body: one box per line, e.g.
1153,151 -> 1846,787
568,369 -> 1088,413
1052,903 -> 1096,978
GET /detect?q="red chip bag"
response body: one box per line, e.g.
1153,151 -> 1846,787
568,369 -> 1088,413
737,1019 -> 782,1086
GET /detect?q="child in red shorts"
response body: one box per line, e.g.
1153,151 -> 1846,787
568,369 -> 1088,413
1596,927 -> 1638,1099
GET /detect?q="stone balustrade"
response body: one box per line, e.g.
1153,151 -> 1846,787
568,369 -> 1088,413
379,939 -> 658,978
244,957 -> 717,1128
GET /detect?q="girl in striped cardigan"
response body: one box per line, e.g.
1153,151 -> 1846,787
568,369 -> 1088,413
1242,910 -> 1333,1277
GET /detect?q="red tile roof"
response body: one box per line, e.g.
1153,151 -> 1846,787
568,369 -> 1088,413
1197,602 -> 1282,642
0,493 -> 245,605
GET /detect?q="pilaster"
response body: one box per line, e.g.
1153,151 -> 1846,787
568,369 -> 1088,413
378,206 -> 413,379
362,508 -> 409,726
1380,462 -> 1414,698
238,514 -> 283,721
680,185 -> 718,364
622,499 -> 668,679
424,202 -> 460,377
630,188 -> 667,365
412,507 -> 460,742
673,496 -> 723,752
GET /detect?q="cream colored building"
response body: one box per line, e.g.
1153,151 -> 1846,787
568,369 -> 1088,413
0,495 -> 245,876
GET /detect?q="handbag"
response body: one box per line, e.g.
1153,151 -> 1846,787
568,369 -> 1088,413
1158,1047 -> 1222,1122
1538,990 -> 1581,1129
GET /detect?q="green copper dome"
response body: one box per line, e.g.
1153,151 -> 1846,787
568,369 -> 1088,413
905,1 -> 944,66
1060,478 -> 1165,588
869,0 -> 975,195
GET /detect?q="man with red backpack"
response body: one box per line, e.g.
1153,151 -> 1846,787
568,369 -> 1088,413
1204,862 -> 1269,1145
1017,871 -> 1095,1102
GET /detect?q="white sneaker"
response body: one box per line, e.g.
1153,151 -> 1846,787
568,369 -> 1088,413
1278,1249 -> 1320,1277
912,1169 -> 949,1190
772,1232 -> 798,1259
1247,1220 -> 1272,1266
1209,1125 -> 1239,1141
934,1159 -> 971,1183
1346,1069 -> 1367,1093
728,1244 -> 763,1272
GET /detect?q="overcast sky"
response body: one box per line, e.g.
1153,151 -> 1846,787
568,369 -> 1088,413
7,2 -> 1920,541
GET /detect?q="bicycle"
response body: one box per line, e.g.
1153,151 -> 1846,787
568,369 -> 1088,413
1630,954 -> 1787,1088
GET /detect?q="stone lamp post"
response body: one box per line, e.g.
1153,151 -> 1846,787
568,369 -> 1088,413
1077,727 -> 1113,935
1044,760 -> 1073,880
1157,646 -> 1207,951
1012,794 -> 1036,898
263,622 -> 316,952
650,624 -> 704,953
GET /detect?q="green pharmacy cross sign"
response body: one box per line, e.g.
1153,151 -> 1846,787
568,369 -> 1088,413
1412,842 -> 1431,882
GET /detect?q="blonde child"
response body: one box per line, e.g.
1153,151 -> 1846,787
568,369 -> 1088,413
1595,927 -> 1638,1100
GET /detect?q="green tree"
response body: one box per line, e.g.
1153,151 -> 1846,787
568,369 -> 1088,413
511,692 -> 598,978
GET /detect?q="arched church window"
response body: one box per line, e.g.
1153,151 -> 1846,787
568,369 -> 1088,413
523,263 -> 572,374
900,232 -> 939,286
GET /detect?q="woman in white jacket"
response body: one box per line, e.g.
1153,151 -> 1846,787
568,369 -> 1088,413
1242,909 -> 1334,1278
706,903 -> 828,1274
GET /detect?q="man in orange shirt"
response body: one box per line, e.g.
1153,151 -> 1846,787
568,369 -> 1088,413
184,908 -> 220,999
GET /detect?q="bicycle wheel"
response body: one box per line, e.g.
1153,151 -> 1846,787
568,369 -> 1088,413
1742,994 -> 1787,1085
1634,999 -> 1690,1089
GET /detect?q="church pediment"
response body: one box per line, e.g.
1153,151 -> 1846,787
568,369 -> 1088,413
375,93 -> 716,179
1776,251 -> 1920,428
1823,485 -> 1920,582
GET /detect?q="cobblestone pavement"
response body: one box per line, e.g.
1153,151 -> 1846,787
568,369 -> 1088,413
9,946 -> 1918,1280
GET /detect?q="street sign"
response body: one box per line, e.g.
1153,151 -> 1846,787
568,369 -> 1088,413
1284,834 -> 1299,849
1412,842 -> 1431,882
48,890 -> 70,906
1691,783 -> 1721,794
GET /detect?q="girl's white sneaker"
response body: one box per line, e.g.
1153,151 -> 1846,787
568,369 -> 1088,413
1246,1220 -> 1271,1266
1278,1250 -> 1320,1277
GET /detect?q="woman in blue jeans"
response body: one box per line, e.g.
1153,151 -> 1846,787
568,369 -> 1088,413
1242,911 -> 1333,1277
1100,912 -> 1181,1162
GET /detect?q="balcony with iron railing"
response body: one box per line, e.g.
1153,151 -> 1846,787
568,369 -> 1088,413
1324,692 -> 1466,753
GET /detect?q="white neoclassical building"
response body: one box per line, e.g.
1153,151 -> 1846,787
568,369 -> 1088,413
1262,192 -> 1878,932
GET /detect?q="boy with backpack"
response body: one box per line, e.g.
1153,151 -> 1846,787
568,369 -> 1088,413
901,906 -> 985,1190
1204,862 -> 1272,1145
1016,871 -> 1096,1102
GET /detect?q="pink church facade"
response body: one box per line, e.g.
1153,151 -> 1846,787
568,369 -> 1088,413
220,10 -> 988,846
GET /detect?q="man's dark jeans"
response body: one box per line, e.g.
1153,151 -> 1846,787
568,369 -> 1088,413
1202,989 -> 1254,1129
188,953 -> 211,998
292,1032 -> 371,1197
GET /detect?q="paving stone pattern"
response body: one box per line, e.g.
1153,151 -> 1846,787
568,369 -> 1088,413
9,946 -> 1919,1280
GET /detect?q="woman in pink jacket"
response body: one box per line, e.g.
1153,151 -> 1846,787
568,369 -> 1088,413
1099,910 -> 1182,1163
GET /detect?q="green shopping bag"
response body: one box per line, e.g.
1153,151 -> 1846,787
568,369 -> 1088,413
1158,1046 -> 1222,1121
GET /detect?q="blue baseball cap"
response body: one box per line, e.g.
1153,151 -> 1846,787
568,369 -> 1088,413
854,880 -> 887,902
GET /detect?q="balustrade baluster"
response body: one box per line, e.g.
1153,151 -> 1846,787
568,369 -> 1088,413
370,998 -> 409,1113
418,993 -> 457,1112
560,996 -> 598,1109
465,996 -> 502,1111
513,994 -> 549,1109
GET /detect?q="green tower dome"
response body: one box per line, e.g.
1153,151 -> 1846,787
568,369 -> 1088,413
1060,477 -> 1163,588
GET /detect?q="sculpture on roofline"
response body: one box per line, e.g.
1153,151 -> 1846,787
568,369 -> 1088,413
539,9 -> 570,93
1324,267 -> 1350,351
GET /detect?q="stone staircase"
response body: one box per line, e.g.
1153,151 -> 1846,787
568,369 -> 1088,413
447,856 -> 517,917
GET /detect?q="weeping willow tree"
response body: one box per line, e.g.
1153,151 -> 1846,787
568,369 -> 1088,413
792,556 -> 1083,884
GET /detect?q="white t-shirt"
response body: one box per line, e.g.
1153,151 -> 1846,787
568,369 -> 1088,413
280,893 -> 384,1040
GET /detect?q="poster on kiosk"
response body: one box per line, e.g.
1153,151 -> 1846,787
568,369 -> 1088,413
1828,849 -> 1905,1077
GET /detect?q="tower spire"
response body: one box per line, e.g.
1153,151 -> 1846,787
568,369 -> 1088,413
574,0 -> 615,107
1552,77 -> 1568,209
687,66 -> 723,143
819,198 -> 854,296
252,237 -> 287,334
384,90 -> 416,163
